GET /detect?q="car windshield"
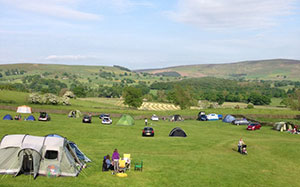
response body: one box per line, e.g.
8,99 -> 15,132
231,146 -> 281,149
40,113 -> 47,117
144,127 -> 153,130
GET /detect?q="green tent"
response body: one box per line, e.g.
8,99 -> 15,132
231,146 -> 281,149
116,114 -> 134,126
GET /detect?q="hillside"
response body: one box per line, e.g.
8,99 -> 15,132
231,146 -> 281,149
138,59 -> 300,80
0,63 -> 179,88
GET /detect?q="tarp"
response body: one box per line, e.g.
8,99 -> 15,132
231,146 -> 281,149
116,114 -> 134,125
16,105 -> 32,114
169,127 -> 187,137
26,115 -> 35,121
3,114 -> 13,120
222,115 -> 236,123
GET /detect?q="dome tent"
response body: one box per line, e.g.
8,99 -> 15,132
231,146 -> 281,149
116,114 -> 134,126
25,115 -> 36,121
3,114 -> 13,120
222,115 -> 236,123
169,127 -> 187,137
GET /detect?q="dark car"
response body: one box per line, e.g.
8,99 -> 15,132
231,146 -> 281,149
99,114 -> 110,119
247,123 -> 262,130
142,127 -> 154,137
38,112 -> 51,121
232,119 -> 250,125
82,115 -> 92,123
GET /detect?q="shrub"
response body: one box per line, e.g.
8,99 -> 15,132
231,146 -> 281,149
246,103 -> 254,109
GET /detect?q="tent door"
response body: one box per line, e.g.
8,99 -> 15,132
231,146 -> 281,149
21,153 -> 34,175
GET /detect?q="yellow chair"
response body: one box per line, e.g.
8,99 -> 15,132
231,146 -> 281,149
123,154 -> 131,169
118,159 -> 126,173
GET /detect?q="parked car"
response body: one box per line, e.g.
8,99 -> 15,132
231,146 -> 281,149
38,112 -> 51,121
151,114 -> 159,121
102,117 -> 112,125
232,119 -> 250,125
142,127 -> 154,137
247,123 -> 262,130
99,114 -> 110,119
82,115 -> 92,123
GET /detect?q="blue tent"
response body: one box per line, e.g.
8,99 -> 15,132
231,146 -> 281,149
26,115 -> 36,121
222,115 -> 236,123
3,114 -> 13,120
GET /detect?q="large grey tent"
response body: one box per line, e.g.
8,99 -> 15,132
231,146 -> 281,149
222,115 -> 236,123
273,122 -> 294,132
0,134 -> 86,179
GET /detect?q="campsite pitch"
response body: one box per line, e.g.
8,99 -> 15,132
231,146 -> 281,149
1,110 -> 300,186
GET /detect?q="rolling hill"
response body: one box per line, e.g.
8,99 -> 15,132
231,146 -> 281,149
0,63 -> 179,88
137,59 -> 300,80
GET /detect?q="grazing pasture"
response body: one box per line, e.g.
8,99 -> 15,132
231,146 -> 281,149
1,110 -> 300,187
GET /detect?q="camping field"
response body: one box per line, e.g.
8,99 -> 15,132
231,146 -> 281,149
1,110 -> 300,186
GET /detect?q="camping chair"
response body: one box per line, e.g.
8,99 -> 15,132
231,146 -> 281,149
134,160 -> 143,172
123,154 -> 131,169
118,159 -> 126,173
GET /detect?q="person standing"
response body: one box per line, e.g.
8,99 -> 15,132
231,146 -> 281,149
112,149 -> 120,173
238,138 -> 245,153
145,118 -> 148,126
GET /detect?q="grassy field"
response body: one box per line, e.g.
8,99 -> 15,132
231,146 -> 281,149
1,109 -> 300,186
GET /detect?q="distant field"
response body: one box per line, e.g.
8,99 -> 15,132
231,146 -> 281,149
1,109 -> 300,186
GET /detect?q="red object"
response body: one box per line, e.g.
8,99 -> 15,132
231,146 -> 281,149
247,123 -> 261,130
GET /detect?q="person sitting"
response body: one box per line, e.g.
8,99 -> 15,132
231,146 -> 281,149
102,155 -> 113,171
14,114 -> 21,120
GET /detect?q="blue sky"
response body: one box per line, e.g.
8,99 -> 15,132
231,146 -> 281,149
0,0 -> 300,69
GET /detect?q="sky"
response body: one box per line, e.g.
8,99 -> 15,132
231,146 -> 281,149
0,0 -> 300,69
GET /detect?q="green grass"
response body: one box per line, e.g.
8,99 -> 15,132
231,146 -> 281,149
1,109 -> 300,186
0,90 -> 29,104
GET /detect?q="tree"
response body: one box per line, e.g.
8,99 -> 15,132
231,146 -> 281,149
168,85 -> 194,110
286,89 -> 300,110
122,86 -> 143,108
247,92 -> 271,105
71,85 -> 87,98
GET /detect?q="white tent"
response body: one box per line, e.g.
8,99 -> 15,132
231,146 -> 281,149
16,105 -> 32,114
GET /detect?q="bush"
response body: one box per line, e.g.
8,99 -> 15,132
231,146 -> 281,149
246,103 -> 254,109
29,93 -> 71,105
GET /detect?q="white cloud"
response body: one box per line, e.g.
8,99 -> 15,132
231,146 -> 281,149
0,0 -> 102,21
167,0 -> 297,29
